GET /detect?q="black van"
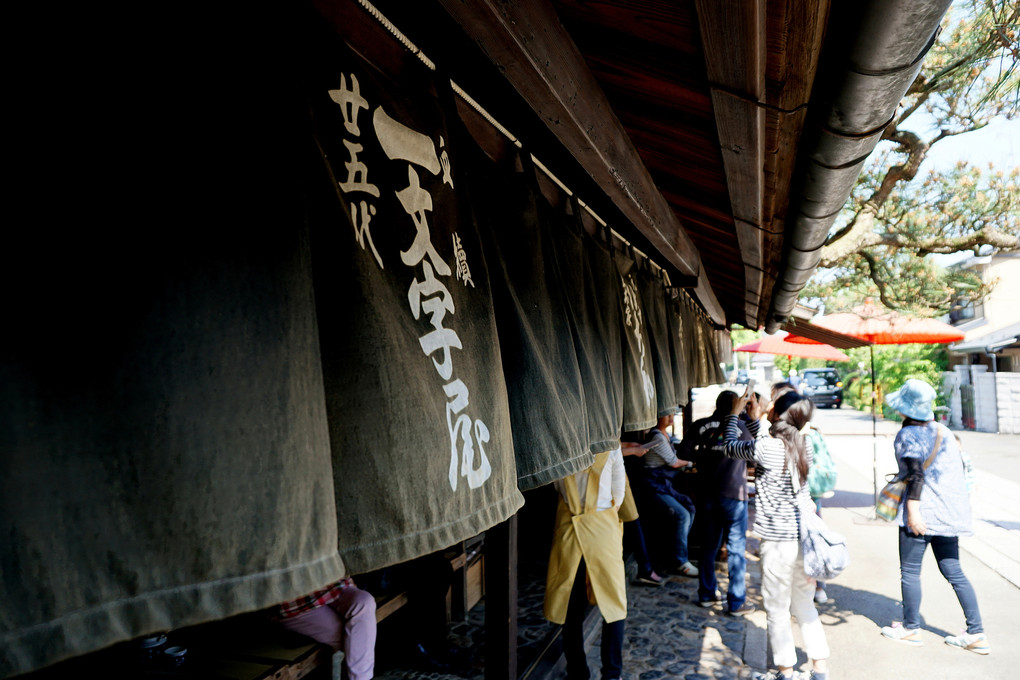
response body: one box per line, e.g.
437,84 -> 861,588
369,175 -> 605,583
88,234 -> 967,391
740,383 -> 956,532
801,368 -> 843,408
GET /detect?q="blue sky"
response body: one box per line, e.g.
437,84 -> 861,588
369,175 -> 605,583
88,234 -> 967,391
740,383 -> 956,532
921,116 -> 1020,173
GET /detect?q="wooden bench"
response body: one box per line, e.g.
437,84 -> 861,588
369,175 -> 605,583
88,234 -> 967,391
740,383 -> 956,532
370,538 -> 485,625
374,591 -> 409,623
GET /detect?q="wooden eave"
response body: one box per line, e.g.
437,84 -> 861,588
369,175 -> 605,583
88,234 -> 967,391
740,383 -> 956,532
326,0 -> 832,329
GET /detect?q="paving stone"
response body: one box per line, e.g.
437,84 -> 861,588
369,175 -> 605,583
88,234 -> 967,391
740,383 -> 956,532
378,530 -> 765,680
638,670 -> 665,680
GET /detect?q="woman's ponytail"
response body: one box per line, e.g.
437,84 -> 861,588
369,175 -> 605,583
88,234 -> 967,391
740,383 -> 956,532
769,392 -> 814,482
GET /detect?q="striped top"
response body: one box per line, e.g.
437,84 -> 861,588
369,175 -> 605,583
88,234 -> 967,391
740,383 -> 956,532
722,415 -> 812,541
642,429 -> 679,468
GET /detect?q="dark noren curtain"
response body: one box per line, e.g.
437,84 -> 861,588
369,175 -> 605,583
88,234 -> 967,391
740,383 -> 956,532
637,267 -> 679,418
549,200 -> 623,454
471,153 -> 592,489
309,38 -> 523,573
615,252 -> 657,432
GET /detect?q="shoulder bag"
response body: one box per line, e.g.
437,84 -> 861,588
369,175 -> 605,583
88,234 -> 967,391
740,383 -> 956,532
801,504 -> 850,580
875,424 -> 942,521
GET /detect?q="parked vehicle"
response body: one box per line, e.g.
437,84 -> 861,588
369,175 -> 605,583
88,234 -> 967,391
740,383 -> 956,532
801,368 -> 843,408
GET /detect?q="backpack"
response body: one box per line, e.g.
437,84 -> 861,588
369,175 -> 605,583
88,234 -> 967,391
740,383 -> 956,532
805,428 -> 837,499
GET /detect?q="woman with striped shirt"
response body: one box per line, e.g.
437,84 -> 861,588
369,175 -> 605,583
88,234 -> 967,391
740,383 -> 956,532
723,390 -> 830,680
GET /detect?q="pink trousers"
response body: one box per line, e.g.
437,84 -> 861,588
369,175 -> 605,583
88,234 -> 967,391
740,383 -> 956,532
279,586 -> 377,680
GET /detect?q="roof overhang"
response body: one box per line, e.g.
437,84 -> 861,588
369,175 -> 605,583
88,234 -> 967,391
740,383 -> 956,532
949,322 -> 1020,354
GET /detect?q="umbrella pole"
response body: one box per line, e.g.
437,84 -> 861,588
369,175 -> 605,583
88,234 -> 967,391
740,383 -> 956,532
871,344 -> 879,513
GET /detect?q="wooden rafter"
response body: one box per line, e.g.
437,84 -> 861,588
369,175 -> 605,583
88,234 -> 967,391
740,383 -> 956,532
433,0 -> 726,326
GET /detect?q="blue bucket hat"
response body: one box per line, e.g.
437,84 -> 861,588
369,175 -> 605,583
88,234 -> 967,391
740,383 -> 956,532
885,378 -> 937,421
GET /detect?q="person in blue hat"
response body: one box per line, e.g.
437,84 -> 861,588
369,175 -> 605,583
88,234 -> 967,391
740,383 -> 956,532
879,378 -> 990,655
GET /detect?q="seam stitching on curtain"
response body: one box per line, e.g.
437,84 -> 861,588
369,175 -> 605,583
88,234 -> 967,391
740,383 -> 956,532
2,553 -> 343,641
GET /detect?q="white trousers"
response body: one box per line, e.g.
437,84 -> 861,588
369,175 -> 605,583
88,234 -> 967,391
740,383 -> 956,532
760,539 -> 830,668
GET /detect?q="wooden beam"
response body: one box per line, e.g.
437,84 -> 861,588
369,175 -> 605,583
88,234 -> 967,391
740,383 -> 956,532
432,1 -> 704,279
710,91 -> 764,228
694,0 -> 767,329
696,0 -> 767,99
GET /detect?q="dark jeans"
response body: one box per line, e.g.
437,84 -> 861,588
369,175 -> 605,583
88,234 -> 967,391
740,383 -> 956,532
564,560 -> 625,680
650,492 -> 695,565
697,497 -> 747,610
899,527 -> 983,634
624,518 -> 654,576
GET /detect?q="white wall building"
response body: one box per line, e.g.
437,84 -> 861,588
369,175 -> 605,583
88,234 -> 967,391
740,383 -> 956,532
944,252 -> 1020,433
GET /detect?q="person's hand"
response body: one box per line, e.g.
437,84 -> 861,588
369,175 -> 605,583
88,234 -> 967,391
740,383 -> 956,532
730,392 -> 749,416
620,442 -> 648,457
747,393 -> 766,421
905,499 -> 926,535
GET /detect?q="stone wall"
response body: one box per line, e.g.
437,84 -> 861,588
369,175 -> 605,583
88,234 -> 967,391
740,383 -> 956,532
994,372 -> 1020,435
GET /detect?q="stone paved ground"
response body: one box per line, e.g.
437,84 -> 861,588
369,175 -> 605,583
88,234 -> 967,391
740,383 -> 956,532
377,531 -> 766,680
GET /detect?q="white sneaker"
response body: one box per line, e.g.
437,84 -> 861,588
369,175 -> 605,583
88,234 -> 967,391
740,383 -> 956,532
944,631 -> 990,655
672,561 -> 699,577
752,671 -> 803,680
881,621 -> 922,646
814,587 -> 828,604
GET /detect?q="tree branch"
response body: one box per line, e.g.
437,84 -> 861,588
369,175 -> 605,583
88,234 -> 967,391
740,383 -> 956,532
873,227 -> 1019,254
859,251 -> 904,311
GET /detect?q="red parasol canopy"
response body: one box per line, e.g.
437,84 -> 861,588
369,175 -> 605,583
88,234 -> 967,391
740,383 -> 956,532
782,300 -> 963,514
786,301 -> 964,345
734,332 -> 850,361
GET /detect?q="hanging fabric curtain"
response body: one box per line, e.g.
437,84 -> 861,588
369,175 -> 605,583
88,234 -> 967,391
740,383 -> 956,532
680,294 -> 704,388
690,310 -> 717,387
309,39 -> 523,573
549,199 -> 624,454
697,321 -> 728,387
637,266 -> 679,418
666,292 -> 692,407
468,149 -> 592,490
718,327 -> 734,368
1,225 -> 344,676
583,226 -> 627,445
711,327 -> 729,385
615,251 -> 658,433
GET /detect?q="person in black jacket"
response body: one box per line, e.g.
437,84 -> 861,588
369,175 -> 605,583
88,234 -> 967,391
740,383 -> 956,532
679,390 -> 755,615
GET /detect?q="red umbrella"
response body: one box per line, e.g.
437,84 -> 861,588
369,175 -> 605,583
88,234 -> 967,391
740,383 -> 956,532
786,301 -> 964,345
735,333 -> 850,361
786,300 -> 964,514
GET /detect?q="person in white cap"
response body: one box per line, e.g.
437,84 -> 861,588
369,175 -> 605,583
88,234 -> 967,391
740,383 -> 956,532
879,378 -> 990,655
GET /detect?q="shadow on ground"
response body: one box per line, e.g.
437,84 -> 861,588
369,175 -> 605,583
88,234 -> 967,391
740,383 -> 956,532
814,583 -> 956,639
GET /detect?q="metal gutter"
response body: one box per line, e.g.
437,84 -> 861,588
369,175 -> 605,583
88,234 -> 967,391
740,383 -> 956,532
764,0 -> 953,333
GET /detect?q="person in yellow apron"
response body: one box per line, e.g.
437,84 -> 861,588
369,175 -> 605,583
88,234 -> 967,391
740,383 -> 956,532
544,447 -> 628,680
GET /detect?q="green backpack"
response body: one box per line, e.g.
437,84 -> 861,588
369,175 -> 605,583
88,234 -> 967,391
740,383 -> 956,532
806,428 -> 838,498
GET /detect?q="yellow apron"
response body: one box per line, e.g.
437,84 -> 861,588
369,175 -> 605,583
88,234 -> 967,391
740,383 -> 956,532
543,451 -> 627,624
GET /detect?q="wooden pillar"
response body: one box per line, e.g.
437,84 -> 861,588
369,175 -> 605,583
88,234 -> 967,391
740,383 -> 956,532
682,389 -> 694,436
485,514 -> 518,680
